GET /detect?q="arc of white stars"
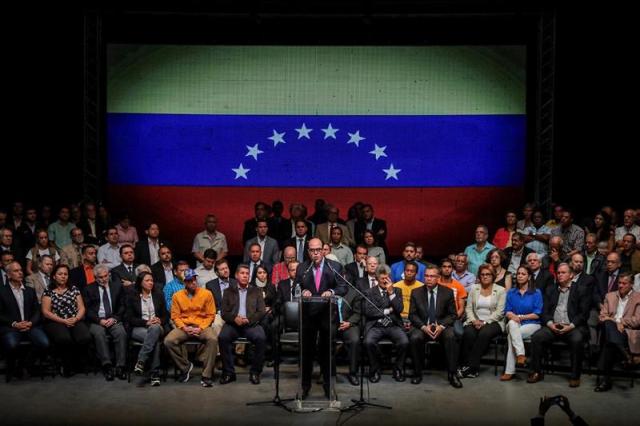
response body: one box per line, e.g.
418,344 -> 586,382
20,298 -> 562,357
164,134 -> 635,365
295,123 -> 313,139
245,143 -> 264,161
347,130 -> 365,147
268,129 -> 286,147
369,144 -> 388,160
321,123 -> 339,139
232,163 -> 250,180
382,164 -> 401,180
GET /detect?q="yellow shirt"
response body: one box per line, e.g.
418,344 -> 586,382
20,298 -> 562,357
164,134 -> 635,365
393,280 -> 425,318
171,287 -> 216,329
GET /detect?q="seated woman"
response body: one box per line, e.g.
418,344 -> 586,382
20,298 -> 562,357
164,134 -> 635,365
486,248 -> 512,290
41,264 -> 91,377
363,230 -> 386,266
251,265 -> 278,347
126,271 -> 168,386
501,265 -> 543,381
459,264 -> 506,378
26,229 -> 61,275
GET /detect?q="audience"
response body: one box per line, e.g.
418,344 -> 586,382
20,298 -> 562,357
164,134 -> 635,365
464,225 -> 495,275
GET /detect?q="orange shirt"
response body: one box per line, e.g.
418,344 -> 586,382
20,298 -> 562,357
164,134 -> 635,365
438,279 -> 468,313
171,287 -> 216,329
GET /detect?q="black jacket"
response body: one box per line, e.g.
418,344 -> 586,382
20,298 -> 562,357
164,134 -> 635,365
83,281 -> 126,324
134,238 -> 169,268
409,285 -> 457,330
221,286 -> 265,327
0,284 -> 41,333
125,290 -> 168,331
363,286 -> 404,334
205,277 -> 238,313
541,282 -> 591,331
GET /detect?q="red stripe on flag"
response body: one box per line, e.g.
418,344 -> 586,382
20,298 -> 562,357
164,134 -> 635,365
108,185 -> 523,258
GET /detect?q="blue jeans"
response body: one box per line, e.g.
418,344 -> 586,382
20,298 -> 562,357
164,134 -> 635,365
0,327 -> 50,353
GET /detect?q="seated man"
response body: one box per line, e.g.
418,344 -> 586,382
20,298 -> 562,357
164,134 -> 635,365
528,263 -> 591,387
595,272 -> 640,392
393,262 -> 424,327
218,264 -> 267,385
84,264 -> 128,381
409,265 -> 462,388
337,282 -> 362,386
163,261 -> 190,312
390,242 -> 426,283
110,244 -> 138,289
363,264 -> 408,383
164,269 -> 217,387
0,261 -> 49,379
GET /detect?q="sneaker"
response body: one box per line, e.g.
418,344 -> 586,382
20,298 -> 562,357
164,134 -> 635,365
134,360 -> 145,376
150,373 -> 161,387
201,376 -> 213,387
178,362 -> 194,383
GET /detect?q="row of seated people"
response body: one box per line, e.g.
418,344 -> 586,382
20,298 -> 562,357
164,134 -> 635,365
2,240 -> 638,392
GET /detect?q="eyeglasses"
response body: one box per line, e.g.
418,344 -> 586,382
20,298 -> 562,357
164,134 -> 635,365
308,248 -> 322,253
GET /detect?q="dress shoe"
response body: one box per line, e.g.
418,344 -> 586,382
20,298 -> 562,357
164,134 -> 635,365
134,360 -> 145,376
569,378 -> 580,388
448,373 -> 463,388
346,373 -> 360,386
392,368 -> 405,382
516,355 -> 527,368
219,373 -> 237,384
103,365 -> 114,381
249,372 -> 261,385
411,375 -> 423,385
115,366 -> 127,380
527,372 -> 544,383
369,370 -> 381,383
500,373 -> 514,381
594,379 -> 612,392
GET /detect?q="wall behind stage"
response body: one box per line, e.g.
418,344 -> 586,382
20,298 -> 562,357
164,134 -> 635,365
106,45 -> 527,257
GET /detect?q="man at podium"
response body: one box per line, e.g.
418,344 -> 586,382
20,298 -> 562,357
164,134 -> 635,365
297,237 -> 347,399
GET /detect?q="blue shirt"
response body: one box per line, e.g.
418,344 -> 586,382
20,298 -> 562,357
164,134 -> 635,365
464,242 -> 495,275
238,287 -> 248,318
505,287 -> 543,325
390,260 -> 426,283
163,278 -> 185,311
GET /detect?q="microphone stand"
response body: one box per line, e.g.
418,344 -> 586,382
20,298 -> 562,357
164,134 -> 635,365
324,262 -> 392,412
246,286 -> 293,412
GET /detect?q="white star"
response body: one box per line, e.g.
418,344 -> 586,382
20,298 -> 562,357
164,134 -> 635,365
347,130 -> 365,147
382,164 -> 401,180
321,123 -> 339,139
232,163 -> 250,180
245,143 -> 264,161
369,144 -> 388,160
268,130 -> 286,147
295,123 -> 313,139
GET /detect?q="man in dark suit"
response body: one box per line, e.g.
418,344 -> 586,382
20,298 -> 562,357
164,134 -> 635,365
69,245 -> 98,291
409,266 -> 462,388
110,244 -> 138,291
570,253 -> 597,291
83,264 -> 128,381
356,256 -> 380,293
0,229 -> 24,267
246,243 -> 272,282
354,204 -> 388,253
205,259 -> 238,311
150,246 -> 175,291
77,201 -> 104,245
282,219 -> 311,263
503,232 -> 535,273
594,252 -> 622,309
275,261 -> 298,307
345,245 -> 368,283
15,207 -> 39,250
528,263 -> 592,387
242,201 -> 270,245
0,261 -> 49,378
134,223 -> 168,267
1,251 -> 15,286
243,220 -> 280,268
296,237 -> 347,399
337,283 -> 362,386
218,264 -> 267,385
527,252 -> 554,294
583,233 -> 605,276
363,264 -> 408,383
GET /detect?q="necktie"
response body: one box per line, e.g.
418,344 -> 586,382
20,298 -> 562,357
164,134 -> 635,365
370,277 -> 376,288
297,238 -> 304,262
102,287 -> 112,318
428,288 -> 436,324
608,273 -> 616,292
314,266 -> 322,292
127,266 -> 133,275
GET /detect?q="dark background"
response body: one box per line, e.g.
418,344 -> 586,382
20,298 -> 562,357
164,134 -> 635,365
3,1 -> 637,221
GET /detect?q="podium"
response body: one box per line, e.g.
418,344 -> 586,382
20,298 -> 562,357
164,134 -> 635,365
293,295 -> 341,412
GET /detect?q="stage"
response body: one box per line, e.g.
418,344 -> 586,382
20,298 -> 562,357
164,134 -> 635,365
2,364 -> 637,425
